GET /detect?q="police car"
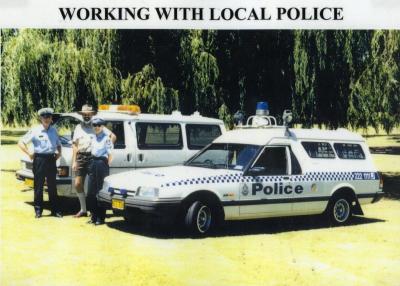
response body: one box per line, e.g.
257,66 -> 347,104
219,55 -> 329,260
16,105 -> 226,197
98,102 -> 384,235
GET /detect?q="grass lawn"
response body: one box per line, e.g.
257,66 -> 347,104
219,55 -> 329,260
1,127 -> 400,286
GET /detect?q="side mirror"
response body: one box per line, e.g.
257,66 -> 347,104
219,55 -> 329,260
246,166 -> 266,176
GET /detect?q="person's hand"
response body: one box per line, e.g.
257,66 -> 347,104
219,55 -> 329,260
55,153 -> 61,160
72,161 -> 77,171
28,153 -> 34,161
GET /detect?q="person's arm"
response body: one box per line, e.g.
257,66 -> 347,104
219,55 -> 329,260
18,130 -> 34,160
106,137 -> 113,165
18,141 -> 34,160
110,132 -> 117,144
107,154 -> 113,165
55,129 -> 62,160
103,127 -> 117,144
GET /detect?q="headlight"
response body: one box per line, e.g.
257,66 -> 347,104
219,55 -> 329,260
136,187 -> 159,199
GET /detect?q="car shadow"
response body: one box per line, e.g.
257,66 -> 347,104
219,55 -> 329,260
106,215 -> 385,240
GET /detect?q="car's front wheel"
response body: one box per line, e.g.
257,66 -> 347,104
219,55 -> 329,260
184,201 -> 213,235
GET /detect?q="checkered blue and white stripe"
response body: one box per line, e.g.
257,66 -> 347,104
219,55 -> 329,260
161,171 -> 373,188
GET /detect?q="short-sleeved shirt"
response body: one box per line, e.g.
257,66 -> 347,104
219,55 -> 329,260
72,123 -> 111,153
20,125 -> 61,154
91,131 -> 113,158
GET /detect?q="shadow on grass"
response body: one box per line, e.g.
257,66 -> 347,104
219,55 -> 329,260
24,198 -> 114,218
106,214 -> 385,240
383,172 -> 400,200
25,198 -> 80,216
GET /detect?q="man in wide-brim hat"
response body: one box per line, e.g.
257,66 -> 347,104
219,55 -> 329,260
71,104 -> 116,218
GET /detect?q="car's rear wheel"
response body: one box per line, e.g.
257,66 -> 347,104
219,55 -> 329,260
184,201 -> 213,235
327,195 -> 352,225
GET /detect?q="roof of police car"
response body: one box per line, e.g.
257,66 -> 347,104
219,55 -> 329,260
214,127 -> 364,145
62,111 -> 223,124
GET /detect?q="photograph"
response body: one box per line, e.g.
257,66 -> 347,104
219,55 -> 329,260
1,14 -> 400,286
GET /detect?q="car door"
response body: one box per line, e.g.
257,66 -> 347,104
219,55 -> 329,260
239,146 -> 292,218
133,121 -> 186,168
105,120 -> 136,175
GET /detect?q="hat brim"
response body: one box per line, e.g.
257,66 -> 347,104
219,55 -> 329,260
39,113 -> 53,117
78,111 -> 97,115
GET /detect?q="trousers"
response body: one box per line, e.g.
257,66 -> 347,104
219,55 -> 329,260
32,154 -> 60,213
87,157 -> 109,220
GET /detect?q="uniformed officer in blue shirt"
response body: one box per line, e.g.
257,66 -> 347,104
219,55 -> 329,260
87,117 -> 113,225
18,108 -> 63,218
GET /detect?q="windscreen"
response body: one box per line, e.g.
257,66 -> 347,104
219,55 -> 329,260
186,143 -> 260,170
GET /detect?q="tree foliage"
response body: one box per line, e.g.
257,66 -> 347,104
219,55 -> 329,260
1,29 -> 399,132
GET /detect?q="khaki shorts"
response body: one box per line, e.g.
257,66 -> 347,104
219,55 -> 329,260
75,152 -> 92,177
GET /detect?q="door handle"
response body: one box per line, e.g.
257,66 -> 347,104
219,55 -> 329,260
138,154 -> 144,162
127,154 -> 132,161
282,176 -> 290,180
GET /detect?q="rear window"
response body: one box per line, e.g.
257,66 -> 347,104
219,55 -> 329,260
301,142 -> 336,159
104,121 -> 125,149
334,143 -> 365,159
186,124 -> 222,150
136,122 -> 182,150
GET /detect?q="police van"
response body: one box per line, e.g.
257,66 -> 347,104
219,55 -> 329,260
98,102 -> 384,235
16,105 -> 226,197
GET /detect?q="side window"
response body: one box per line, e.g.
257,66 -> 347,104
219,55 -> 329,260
290,149 -> 302,175
54,116 -> 80,146
104,121 -> 125,149
301,142 -> 336,159
136,122 -> 183,150
252,147 -> 288,176
334,143 -> 365,159
186,124 -> 222,150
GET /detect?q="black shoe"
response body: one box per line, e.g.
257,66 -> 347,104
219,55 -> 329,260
95,218 -> 105,226
35,213 -> 42,218
51,211 -> 63,218
87,217 -> 97,224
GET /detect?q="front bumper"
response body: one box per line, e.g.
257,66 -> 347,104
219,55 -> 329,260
15,169 -> 73,196
98,191 -> 181,218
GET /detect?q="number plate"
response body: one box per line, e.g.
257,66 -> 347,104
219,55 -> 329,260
25,178 -> 34,188
112,199 -> 125,210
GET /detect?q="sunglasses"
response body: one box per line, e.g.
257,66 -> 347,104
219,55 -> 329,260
93,124 -> 102,127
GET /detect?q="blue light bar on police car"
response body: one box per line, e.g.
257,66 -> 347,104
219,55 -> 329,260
256,101 -> 269,116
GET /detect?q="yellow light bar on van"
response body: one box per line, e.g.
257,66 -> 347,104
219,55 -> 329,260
98,104 -> 141,114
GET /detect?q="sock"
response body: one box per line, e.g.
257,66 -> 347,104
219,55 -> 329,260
77,192 -> 87,212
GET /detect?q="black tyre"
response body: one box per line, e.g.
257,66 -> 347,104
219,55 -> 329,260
327,195 -> 352,225
184,201 -> 213,235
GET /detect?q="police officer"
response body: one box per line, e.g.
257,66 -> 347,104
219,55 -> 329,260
18,108 -> 63,218
71,104 -> 116,218
87,117 -> 113,225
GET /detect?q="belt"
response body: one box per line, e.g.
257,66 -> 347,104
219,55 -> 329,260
92,156 -> 107,161
34,153 -> 55,158
78,152 -> 91,156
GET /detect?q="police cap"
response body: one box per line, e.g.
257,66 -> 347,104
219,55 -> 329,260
38,107 -> 54,117
92,117 -> 106,126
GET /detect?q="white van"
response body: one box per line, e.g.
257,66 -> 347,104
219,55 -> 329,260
16,105 -> 226,197
98,103 -> 384,235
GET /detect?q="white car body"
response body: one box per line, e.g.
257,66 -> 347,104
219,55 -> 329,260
16,110 -> 226,197
98,124 -> 384,233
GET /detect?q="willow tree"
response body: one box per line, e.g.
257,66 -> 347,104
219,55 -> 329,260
179,30 -> 219,116
1,29 -> 118,125
120,64 -> 179,114
349,30 -> 400,133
